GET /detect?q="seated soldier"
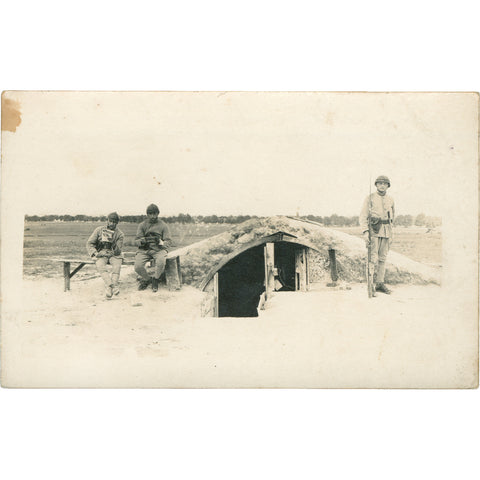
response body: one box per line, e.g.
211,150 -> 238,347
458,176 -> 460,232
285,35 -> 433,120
134,204 -> 172,292
86,212 -> 124,299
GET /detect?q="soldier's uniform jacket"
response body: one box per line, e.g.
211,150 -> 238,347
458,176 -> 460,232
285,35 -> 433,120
359,192 -> 395,238
86,226 -> 125,258
135,218 -> 172,252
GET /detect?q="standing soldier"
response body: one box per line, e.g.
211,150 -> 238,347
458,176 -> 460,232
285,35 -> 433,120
134,203 -> 172,292
86,212 -> 124,299
359,175 -> 395,295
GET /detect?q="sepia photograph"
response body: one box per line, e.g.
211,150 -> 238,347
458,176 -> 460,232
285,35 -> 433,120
1,91 -> 478,388
2,4 -> 480,479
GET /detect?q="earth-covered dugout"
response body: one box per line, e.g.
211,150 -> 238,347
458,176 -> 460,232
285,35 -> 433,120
172,216 -> 440,317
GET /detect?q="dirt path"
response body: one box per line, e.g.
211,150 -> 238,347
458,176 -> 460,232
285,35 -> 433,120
1,276 -> 476,388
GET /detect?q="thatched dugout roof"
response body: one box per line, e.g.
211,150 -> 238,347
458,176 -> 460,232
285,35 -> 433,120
174,216 -> 440,287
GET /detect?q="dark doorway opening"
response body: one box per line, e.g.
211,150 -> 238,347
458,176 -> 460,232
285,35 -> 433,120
218,245 -> 265,317
274,242 -> 297,291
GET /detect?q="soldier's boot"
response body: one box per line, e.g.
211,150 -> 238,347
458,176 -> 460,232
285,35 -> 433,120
138,279 -> 151,291
375,283 -> 391,294
111,273 -> 120,295
105,284 -> 113,299
152,277 -> 159,293
375,262 -> 390,294
100,272 -> 113,298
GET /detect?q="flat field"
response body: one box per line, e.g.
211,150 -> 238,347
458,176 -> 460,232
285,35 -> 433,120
335,226 -> 442,266
23,221 -> 442,278
23,221 -> 231,277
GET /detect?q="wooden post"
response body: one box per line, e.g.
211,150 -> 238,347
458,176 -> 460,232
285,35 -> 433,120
295,248 -> 307,291
213,272 -> 219,317
305,249 -> 310,291
165,256 -> 181,290
264,242 -> 275,301
63,262 -> 71,292
175,257 -> 182,286
258,292 -> 266,311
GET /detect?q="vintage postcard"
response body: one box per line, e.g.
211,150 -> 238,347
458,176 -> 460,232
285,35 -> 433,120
1,91 -> 478,388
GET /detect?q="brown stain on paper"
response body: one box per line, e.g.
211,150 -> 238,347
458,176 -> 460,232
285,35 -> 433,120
1,95 -> 22,132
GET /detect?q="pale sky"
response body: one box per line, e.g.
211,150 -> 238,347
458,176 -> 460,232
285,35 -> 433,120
2,91 -> 478,217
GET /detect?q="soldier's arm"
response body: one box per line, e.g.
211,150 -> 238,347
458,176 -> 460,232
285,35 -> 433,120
114,230 -> 124,255
134,223 -> 147,247
359,196 -> 370,233
86,228 -> 100,257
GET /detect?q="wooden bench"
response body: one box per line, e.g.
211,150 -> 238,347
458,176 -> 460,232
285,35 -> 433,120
56,253 -> 181,292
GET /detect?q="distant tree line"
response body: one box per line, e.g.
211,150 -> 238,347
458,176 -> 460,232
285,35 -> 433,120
24,213 -> 259,224
301,215 -> 360,227
24,213 -> 442,227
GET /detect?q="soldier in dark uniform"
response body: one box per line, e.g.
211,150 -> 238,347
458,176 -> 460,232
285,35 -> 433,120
359,175 -> 395,294
134,204 -> 172,292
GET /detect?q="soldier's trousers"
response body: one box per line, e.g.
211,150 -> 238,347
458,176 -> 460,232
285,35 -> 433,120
135,250 -> 167,281
369,236 -> 391,283
96,256 -> 123,287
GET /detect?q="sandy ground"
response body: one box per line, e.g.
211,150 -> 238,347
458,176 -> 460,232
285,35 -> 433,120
1,266 -> 477,388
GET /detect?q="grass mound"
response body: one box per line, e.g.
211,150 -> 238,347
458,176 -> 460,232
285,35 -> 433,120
175,216 -> 440,287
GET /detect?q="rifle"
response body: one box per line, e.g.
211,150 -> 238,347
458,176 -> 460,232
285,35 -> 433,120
367,180 -> 374,298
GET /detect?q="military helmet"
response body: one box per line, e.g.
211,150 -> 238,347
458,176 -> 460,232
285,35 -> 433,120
375,175 -> 390,187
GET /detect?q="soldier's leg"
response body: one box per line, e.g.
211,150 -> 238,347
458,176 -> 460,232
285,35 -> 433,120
96,257 -> 112,287
135,251 -> 152,282
151,250 -> 167,292
376,237 -> 390,284
153,250 -> 167,279
110,256 -> 123,294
